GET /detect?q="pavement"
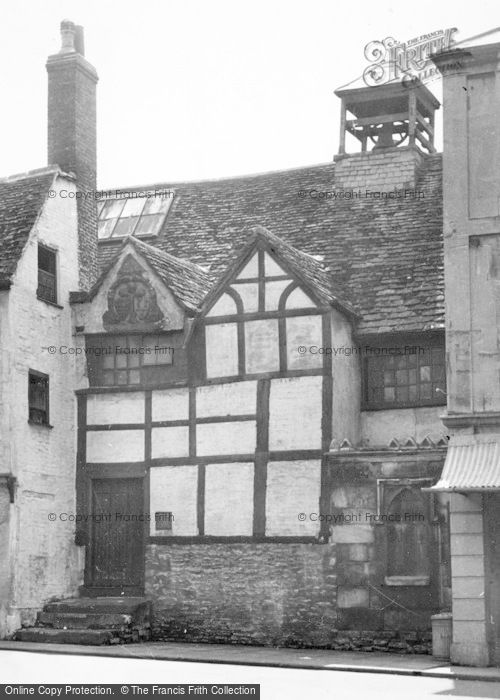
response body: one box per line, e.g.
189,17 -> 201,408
1,639 -> 500,682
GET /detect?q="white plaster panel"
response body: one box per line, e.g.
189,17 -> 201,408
87,392 -> 145,425
152,388 -> 189,422
269,376 -> 322,450
204,463 -> 254,535
264,252 -> 286,276
286,315 -> 323,370
197,421 -> 256,456
360,406 -> 445,448
86,430 -> 144,462
205,323 -> 238,378
149,466 -> 198,536
207,293 -> 237,317
245,319 -> 279,374
152,427 -> 189,458
233,283 -> 258,313
196,381 -> 257,418
265,279 -> 291,310
286,287 -> 316,309
237,254 -> 258,279
265,460 -> 321,536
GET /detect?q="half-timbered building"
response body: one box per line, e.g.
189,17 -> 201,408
1,20 -> 474,655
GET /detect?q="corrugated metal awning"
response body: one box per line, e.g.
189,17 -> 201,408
429,442 -> 500,492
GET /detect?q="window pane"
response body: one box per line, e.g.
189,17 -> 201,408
409,385 -> 417,400
396,386 -> 409,402
420,366 -> 431,382
116,353 -> 128,369
129,370 -> 141,384
112,217 -> 139,238
102,353 -> 115,369
116,371 -> 128,385
395,369 -> 408,384
121,197 -> 146,217
420,383 -> 432,399
384,387 -> 395,401
38,246 -> 56,274
98,219 -> 118,239
102,371 -> 114,386
100,199 -> 126,219
384,370 -> 394,385
409,368 -> 417,384
143,196 -> 171,214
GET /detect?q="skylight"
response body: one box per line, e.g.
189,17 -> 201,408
97,192 -> 173,239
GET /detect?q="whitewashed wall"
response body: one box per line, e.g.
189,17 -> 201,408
87,392 -> 145,424
204,463 -> 254,535
149,466 -> 198,536
269,375 -> 322,450
265,460 -> 321,536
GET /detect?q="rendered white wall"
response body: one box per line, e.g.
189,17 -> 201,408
86,429 -> 144,462
87,392 -> 145,425
265,461 -> 321,536
269,376 -> 322,450
150,466 -> 198,536
204,463 -> 254,535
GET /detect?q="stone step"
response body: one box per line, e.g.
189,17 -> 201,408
43,597 -> 151,624
36,611 -> 134,630
15,628 -> 117,645
16,624 -> 152,645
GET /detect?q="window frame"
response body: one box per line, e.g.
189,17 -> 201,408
86,333 -> 175,388
28,369 -> 50,426
37,243 -> 58,305
361,334 -> 446,411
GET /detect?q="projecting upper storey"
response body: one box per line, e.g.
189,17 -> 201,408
97,151 -> 444,335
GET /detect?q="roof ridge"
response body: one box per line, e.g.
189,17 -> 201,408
99,161 -> 339,193
0,166 -> 74,183
127,236 -> 214,278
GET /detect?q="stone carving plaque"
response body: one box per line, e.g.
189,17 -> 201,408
103,255 -> 163,331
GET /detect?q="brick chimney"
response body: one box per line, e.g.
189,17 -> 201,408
333,81 -> 440,192
46,20 -> 98,291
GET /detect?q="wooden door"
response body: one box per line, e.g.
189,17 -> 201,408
88,478 -> 144,591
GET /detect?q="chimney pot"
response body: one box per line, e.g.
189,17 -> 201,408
60,19 -> 76,54
74,25 -> 85,56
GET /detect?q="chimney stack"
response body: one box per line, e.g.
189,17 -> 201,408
46,20 -> 99,291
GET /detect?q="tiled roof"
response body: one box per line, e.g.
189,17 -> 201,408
90,236 -> 214,313
0,169 -> 58,288
98,154 -> 444,334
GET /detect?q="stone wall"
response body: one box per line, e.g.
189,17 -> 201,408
146,542 -> 337,647
146,542 -> 431,651
334,146 -> 424,192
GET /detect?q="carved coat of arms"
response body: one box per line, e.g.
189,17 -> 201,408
103,255 -> 163,330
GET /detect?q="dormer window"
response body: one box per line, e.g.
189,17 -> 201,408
37,244 -> 57,304
97,192 -> 174,239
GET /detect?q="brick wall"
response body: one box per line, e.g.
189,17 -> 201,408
47,50 -> 98,291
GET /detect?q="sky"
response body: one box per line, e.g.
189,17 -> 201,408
0,0 -> 498,188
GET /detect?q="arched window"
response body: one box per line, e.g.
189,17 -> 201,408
386,488 -> 429,578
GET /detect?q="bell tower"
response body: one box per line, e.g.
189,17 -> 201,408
335,81 -> 439,154
333,81 -> 440,192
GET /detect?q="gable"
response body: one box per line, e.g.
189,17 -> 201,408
206,244 -> 319,319
74,246 -> 186,335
